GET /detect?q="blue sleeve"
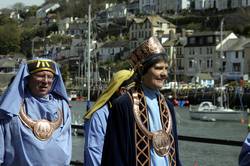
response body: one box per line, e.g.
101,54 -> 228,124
239,133 -> 250,166
84,106 -> 109,166
0,120 -> 5,164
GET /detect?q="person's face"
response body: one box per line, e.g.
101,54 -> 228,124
28,71 -> 54,97
142,60 -> 168,90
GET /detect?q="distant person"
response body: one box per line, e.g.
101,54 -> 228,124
0,58 -> 72,165
239,133 -> 250,166
101,36 -> 182,166
83,69 -> 134,166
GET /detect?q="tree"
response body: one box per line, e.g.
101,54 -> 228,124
12,2 -> 25,11
0,23 -> 21,54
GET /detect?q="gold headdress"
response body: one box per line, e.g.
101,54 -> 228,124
27,59 -> 56,74
129,36 -> 166,70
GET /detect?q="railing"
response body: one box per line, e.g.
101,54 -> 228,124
70,124 -> 244,165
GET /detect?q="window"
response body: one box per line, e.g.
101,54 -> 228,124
233,63 -> 241,72
199,38 -> 204,45
189,37 -> 195,44
189,60 -> 193,68
207,36 -> 213,44
235,51 -> 238,58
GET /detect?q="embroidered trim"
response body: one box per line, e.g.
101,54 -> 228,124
130,86 -> 176,165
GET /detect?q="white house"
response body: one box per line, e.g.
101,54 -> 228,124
36,3 -> 60,18
217,37 -> 250,81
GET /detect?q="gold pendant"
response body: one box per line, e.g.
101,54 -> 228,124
19,103 -> 63,141
152,130 -> 170,157
33,120 -> 54,141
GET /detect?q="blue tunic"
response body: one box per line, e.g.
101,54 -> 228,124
143,85 -> 169,165
84,104 -> 109,166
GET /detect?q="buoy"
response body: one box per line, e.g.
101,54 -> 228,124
194,160 -> 198,166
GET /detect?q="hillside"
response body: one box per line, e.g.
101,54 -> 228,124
166,7 -> 250,36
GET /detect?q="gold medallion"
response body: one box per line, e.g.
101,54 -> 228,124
19,103 -> 63,141
152,130 -> 171,156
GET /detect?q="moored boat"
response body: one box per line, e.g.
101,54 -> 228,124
189,101 -> 247,121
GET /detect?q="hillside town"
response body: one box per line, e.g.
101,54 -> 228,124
0,0 -> 250,100
1,1 -> 250,166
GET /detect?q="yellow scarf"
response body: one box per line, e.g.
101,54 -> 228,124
84,70 -> 134,119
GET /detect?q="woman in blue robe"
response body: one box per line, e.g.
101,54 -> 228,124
0,59 -> 72,166
101,37 -> 182,166
84,70 -> 134,166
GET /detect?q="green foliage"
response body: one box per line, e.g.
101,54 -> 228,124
243,26 -> 250,37
61,63 -> 70,82
48,34 -> 72,45
0,15 -> 16,25
20,28 -> 37,58
185,22 -> 202,31
0,23 -> 21,54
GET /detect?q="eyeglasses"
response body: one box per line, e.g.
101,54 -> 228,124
32,74 -> 55,82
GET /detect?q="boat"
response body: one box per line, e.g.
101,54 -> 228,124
68,90 -> 78,101
189,19 -> 247,122
189,101 -> 246,121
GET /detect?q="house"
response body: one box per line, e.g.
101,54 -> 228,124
217,37 -> 250,81
95,3 -> 127,23
98,40 -> 129,63
129,15 -> 176,49
36,3 -> 60,18
157,0 -> 190,13
184,31 -> 238,81
194,0 -> 250,11
139,0 -> 156,14
127,0 -> 139,15
58,17 -> 88,37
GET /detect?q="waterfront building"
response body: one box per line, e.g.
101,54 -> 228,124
184,31 -> 238,81
129,15 -> 176,49
217,37 -> 250,81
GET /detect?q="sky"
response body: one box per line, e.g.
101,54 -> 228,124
0,0 -> 45,9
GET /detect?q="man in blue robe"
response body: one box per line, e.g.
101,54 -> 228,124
101,36 -> 182,166
0,59 -> 72,166
239,133 -> 250,166
84,70 -> 134,166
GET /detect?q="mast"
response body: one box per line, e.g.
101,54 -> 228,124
87,0 -> 91,109
220,18 -> 224,107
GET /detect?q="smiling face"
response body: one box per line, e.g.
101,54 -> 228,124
142,60 -> 168,90
28,71 -> 55,97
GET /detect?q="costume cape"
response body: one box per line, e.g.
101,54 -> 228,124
101,93 -> 182,166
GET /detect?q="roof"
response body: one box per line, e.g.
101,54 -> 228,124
131,15 -> 176,28
197,73 -> 213,80
189,31 -> 232,37
222,38 -> 250,51
146,15 -> 175,28
100,40 -> 129,48
0,58 -> 16,67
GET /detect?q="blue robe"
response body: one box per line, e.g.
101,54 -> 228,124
101,87 -> 182,166
84,104 -> 109,166
0,60 -> 72,166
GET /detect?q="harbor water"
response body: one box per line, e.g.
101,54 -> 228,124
70,101 -> 247,166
